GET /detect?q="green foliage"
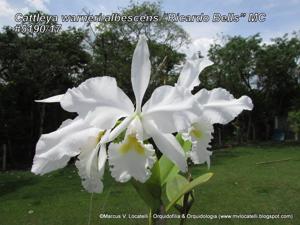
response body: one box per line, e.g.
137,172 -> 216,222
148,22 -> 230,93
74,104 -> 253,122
176,133 -> 192,152
131,161 -> 162,210
288,111 -> 300,134
0,7 -> 187,169
87,34 -> 186,101
158,155 -> 180,186
166,174 -> 189,206
0,22 -> 90,166
131,132 -> 212,219
165,173 -> 213,212
88,1 -> 187,101
97,1 -> 190,48
206,34 -> 262,94
256,34 -> 300,116
204,33 -> 300,142
1,145 -> 300,225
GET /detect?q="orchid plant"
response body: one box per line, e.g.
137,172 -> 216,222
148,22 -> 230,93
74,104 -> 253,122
32,36 -> 253,224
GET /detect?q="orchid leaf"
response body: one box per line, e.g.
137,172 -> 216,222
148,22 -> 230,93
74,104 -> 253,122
166,172 -> 213,212
166,174 -> 189,206
131,161 -> 161,210
176,133 -> 192,152
159,133 -> 192,186
159,154 -> 179,186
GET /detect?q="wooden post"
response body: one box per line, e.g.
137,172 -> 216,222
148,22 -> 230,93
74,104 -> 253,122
218,127 -> 222,146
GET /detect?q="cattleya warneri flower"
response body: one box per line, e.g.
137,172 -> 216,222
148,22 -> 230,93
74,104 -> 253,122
31,36 -> 200,193
176,56 -> 253,167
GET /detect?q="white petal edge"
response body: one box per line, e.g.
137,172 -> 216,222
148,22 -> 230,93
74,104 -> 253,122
108,135 -> 156,183
143,120 -> 187,172
194,88 -> 253,125
35,94 -> 64,103
187,119 -> 214,168
108,115 -> 134,142
177,58 -> 213,91
31,117 -> 100,175
190,142 -> 212,168
60,76 -> 134,129
76,143 -> 107,193
142,85 -> 200,133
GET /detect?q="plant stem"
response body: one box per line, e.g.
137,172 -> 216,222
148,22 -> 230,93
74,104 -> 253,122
151,204 -> 165,225
179,172 -> 194,225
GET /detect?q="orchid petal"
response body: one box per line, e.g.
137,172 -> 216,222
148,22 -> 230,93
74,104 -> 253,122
177,58 -> 213,91
187,119 -> 214,168
108,115 -> 134,142
60,77 -> 134,129
31,117 -> 100,175
131,36 -> 151,112
76,142 -> 106,193
35,94 -> 64,103
126,116 -> 144,140
142,85 -> 199,133
194,88 -> 253,125
98,145 -> 107,176
152,133 -> 187,172
190,142 -> 212,168
143,120 -> 187,172
108,135 -> 156,183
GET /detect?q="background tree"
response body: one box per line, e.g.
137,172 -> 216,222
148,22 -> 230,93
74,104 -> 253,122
98,1 -> 190,48
202,34 -> 262,143
287,111 -> 300,141
86,1 -> 187,102
202,33 -> 300,143
0,12 -> 90,168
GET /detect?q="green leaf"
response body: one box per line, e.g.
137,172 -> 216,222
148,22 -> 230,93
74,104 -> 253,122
176,133 -> 192,152
159,155 -> 179,186
166,173 -> 213,212
131,161 -> 162,210
166,174 -> 189,206
132,132 -> 194,210
159,133 -> 192,186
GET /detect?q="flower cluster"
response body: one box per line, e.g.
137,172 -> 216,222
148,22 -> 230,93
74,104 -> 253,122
32,36 -> 253,193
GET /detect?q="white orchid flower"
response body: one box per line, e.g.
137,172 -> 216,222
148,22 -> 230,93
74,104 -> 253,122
176,56 -> 253,167
31,116 -> 110,193
103,36 -> 199,182
32,36 -> 200,191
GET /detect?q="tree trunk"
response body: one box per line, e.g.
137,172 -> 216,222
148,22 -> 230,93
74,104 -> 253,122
39,104 -> 46,136
252,125 -> 256,141
7,139 -> 15,168
247,114 -> 252,142
218,127 -> 222,146
264,121 -> 270,140
2,144 -> 7,171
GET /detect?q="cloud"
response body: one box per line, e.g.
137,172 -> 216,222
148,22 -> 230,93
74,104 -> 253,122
178,21 -> 230,58
191,37 -> 215,57
25,0 -> 50,12
180,37 -> 215,59
0,0 -> 17,16
0,0 -> 29,27
184,21 -> 231,37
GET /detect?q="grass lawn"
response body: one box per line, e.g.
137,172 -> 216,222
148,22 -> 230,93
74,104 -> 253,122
0,144 -> 299,225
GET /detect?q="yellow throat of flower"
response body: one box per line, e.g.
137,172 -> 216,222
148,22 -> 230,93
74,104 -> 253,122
119,135 -> 145,155
190,128 -> 203,140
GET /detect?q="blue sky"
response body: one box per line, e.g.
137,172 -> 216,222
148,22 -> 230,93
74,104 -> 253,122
0,0 -> 299,56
